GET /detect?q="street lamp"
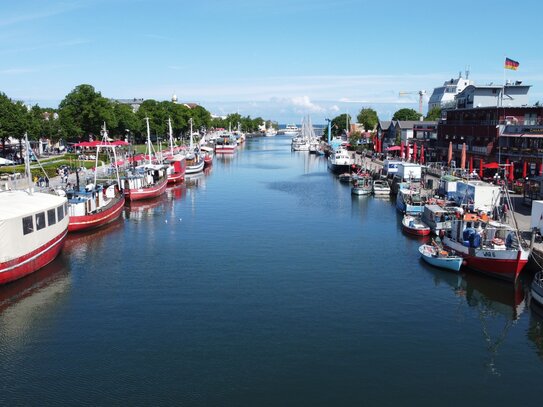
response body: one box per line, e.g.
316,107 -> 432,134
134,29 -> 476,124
325,118 -> 331,144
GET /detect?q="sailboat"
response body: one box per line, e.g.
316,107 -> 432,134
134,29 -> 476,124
163,118 -> 186,184
122,118 -> 169,201
66,123 -> 125,232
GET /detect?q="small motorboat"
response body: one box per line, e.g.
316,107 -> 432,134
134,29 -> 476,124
338,172 -> 352,183
419,243 -> 463,272
402,214 -> 431,236
351,177 -> 372,196
372,179 -> 391,196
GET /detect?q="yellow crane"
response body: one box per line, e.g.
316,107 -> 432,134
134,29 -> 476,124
399,90 -> 426,114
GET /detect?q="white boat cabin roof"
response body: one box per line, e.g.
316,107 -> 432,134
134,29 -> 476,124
0,190 -> 66,221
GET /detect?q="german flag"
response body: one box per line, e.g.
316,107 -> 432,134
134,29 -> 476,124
505,57 -> 519,70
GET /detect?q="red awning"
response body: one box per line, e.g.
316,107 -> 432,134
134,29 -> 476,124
483,162 -> 499,169
387,146 -> 401,151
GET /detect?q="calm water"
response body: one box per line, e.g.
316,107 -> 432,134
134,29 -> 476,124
2,136 -> 543,406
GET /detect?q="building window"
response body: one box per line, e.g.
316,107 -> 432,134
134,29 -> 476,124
35,212 -> 46,231
22,215 -> 34,235
47,208 -> 56,226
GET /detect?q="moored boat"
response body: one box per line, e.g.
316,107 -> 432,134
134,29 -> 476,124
352,177 -> 373,196
372,179 -> 391,195
214,134 -> 238,154
327,147 -> 354,174
532,271 -> 543,306
442,213 -> 529,282
396,187 -> 425,214
419,243 -> 463,272
123,118 -> 168,201
164,118 -> 186,184
402,214 -> 431,236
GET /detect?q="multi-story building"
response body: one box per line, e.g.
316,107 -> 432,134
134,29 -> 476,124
428,72 -> 474,111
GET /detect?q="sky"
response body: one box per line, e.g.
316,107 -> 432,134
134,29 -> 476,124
1,0 -> 543,124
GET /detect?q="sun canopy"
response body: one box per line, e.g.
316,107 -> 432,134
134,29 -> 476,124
484,162 -> 500,169
387,146 -> 401,151
74,140 -> 129,147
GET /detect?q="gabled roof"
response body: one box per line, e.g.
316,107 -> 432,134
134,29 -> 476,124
378,120 -> 391,130
394,120 -> 421,129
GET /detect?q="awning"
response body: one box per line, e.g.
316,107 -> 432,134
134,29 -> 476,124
484,162 -> 499,169
386,146 -> 401,151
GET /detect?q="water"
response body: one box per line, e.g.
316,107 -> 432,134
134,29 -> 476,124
1,136 -> 543,406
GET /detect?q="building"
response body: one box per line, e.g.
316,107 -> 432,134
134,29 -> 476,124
455,82 -> 530,109
114,98 -> 144,112
428,72 -> 474,111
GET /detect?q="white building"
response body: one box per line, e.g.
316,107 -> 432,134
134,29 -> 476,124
455,82 -> 531,109
428,72 -> 474,111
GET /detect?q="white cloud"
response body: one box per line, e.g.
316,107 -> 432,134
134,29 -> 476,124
289,96 -> 325,113
329,105 -> 340,112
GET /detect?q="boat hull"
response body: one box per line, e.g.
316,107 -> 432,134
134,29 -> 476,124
352,187 -> 372,196
215,146 -> 237,154
0,229 -> 67,285
443,237 -> 528,281
124,177 -> 168,201
185,159 -> 205,174
328,162 -> 352,174
68,195 -> 125,232
402,224 -> 431,236
167,171 -> 185,184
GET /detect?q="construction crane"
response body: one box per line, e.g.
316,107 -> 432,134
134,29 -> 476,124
399,90 -> 426,114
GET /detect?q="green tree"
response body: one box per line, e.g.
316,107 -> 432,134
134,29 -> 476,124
392,108 -> 420,121
425,106 -> 441,121
58,84 -> 116,141
331,113 -> 351,138
357,108 -> 378,131
111,103 -> 138,140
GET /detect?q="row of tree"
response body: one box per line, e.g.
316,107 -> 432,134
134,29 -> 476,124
0,84 -> 269,150
327,106 -> 441,145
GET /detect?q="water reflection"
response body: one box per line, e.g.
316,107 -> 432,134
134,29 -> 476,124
424,265 -> 526,374
0,255 -> 70,343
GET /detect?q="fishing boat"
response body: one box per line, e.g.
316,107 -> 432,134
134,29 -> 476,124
164,118 -> 186,184
442,213 -> 530,282
214,134 -> 238,154
0,134 -> 69,284
402,214 -> 431,236
338,172 -> 352,183
532,271 -> 543,306
419,243 -> 463,272
123,118 -> 168,201
66,125 -> 126,232
352,177 -> 373,196
396,187 -> 425,214
183,119 -> 206,173
372,179 -> 391,196
327,147 -> 354,174
200,146 -> 214,167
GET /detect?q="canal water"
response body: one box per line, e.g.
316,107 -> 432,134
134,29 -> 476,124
1,136 -> 543,406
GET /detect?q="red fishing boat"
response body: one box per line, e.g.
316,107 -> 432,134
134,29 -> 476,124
402,214 -> 431,236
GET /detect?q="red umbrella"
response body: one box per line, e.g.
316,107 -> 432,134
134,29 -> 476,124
386,145 -> 401,151
509,162 -> 515,181
420,145 -> 425,165
479,159 -> 484,178
469,155 -> 474,173
447,141 -> 453,166
460,143 -> 466,170
523,161 -> 527,178
540,162 -> 543,176
400,141 -> 405,159
413,143 -> 418,163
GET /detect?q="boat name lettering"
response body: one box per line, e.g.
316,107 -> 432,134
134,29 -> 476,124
482,251 -> 496,258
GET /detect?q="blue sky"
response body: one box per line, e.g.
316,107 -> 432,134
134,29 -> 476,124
1,0 -> 542,124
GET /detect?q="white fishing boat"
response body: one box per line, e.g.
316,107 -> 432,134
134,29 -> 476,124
352,177 -> 373,196
419,243 -> 463,272
0,134 -> 69,284
327,147 -> 354,174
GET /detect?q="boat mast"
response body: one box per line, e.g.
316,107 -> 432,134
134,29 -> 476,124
168,117 -> 174,155
189,118 -> 194,151
145,117 -> 152,166
23,132 -> 33,195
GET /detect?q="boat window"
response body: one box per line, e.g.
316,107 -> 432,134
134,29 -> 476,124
48,209 -> 56,226
22,215 -> 34,235
57,204 -> 64,221
35,212 -> 46,231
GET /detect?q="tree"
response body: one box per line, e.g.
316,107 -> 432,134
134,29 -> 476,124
425,106 -> 441,121
357,108 -> 378,131
330,113 -> 352,138
392,108 -> 420,121
58,84 -> 116,141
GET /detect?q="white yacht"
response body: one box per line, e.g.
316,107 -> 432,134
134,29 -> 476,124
283,124 -> 299,136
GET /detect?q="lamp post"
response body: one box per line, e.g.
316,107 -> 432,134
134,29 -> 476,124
325,118 -> 331,144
